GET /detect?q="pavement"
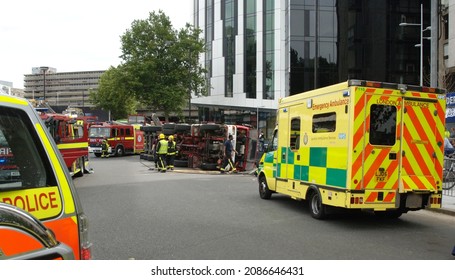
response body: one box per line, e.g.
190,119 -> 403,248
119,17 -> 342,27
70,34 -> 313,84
435,193 -> 455,216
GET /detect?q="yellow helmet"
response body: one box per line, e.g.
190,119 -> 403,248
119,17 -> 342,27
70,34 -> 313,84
159,133 -> 165,139
168,135 -> 174,141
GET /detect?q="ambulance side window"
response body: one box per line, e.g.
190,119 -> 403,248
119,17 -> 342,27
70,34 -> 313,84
312,112 -> 336,133
290,118 -> 301,150
0,107 -> 57,190
369,104 -> 397,146
269,130 -> 278,151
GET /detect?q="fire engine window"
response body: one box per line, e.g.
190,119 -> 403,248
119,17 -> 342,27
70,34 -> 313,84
126,128 -> 131,136
312,112 -> 336,133
290,118 -> 301,150
369,104 -> 397,146
0,107 -> 57,189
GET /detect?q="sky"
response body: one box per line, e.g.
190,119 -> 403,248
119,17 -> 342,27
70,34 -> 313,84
0,0 -> 193,89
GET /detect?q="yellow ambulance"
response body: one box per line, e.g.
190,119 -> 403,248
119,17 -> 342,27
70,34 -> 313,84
257,80 -> 446,219
0,94 -> 92,259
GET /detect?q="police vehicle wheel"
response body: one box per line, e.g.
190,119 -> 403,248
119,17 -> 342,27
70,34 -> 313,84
94,153 -> 101,158
309,190 -> 327,219
259,176 -> 272,199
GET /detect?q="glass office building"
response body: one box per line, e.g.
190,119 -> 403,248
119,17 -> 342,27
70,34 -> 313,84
192,0 -> 430,130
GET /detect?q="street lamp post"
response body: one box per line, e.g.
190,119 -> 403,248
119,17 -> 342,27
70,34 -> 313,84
399,3 -> 430,86
40,66 -> 49,100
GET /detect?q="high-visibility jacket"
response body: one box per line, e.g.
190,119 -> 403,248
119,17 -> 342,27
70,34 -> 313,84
157,139 -> 168,155
167,141 -> 176,155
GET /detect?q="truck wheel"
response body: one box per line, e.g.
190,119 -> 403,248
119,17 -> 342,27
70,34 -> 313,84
74,158 -> 84,177
115,146 -> 124,157
309,190 -> 327,219
201,162 -> 218,170
258,175 -> 272,199
174,160 -> 189,167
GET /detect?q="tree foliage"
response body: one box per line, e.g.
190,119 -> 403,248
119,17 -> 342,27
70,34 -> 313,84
120,11 -> 206,121
89,65 -> 138,120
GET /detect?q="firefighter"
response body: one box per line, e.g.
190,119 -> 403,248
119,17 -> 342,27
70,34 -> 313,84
220,134 -> 237,173
167,135 -> 177,170
101,137 -> 110,158
156,133 -> 168,172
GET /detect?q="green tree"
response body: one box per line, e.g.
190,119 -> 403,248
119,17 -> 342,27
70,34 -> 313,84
89,65 -> 138,120
120,11 -> 206,122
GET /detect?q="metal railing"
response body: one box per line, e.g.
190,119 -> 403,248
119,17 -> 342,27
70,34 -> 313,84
443,158 -> 455,197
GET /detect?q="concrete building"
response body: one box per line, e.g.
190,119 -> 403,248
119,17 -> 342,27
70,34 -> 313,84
23,67 -> 104,108
191,0 -> 434,135
441,0 -> 455,91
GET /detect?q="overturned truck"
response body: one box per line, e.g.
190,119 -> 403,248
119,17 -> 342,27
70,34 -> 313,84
140,123 -> 258,172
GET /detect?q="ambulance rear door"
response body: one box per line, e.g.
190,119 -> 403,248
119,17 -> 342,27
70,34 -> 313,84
363,89 -> 403,206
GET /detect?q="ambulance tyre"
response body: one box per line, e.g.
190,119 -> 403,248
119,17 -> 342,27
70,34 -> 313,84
258,175 -> 272,199
309,190 -> 327,219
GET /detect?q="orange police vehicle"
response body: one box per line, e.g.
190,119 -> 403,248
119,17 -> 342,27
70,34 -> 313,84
0,94 -> 92,259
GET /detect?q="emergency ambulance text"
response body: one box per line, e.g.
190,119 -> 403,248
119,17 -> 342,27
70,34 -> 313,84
312,98 -> 349,110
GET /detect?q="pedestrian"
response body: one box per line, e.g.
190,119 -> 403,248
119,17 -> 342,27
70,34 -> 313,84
156,133 -> 168,172
151,135 -> 158,169
220,134 -> 237,173
235,131 -> 246,170
101,137 -> 110,158
167,135 -> 177,170
259,130 -> 265,152
444,137 -> 455,156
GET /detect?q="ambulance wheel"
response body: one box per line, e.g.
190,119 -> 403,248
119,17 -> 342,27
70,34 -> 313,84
259,175 -> 272,199
309,190 -> 327,219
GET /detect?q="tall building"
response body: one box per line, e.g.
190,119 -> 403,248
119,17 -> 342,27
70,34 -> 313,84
23,67 -> 104,108
192,0 -> 432,132
441,0 -> 455,91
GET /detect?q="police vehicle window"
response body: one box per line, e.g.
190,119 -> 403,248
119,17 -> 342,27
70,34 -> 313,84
290,118 -> 301,150
0,107 -> 57,190
369,104 -> 397,146
312,112 -> 336,133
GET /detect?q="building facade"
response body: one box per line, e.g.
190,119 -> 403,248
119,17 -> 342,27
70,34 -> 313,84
23,68 -> 104,108
192,0 -> 433,134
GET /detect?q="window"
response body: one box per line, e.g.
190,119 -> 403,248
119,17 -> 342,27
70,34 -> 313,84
312,112 -> 336,133
0,107 -> 57,189
290,118 -> 301,149
369,104 -> 397,146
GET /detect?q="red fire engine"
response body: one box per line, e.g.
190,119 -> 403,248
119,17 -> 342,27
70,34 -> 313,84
88,122 -> 145,157
39,113 -> 91,177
